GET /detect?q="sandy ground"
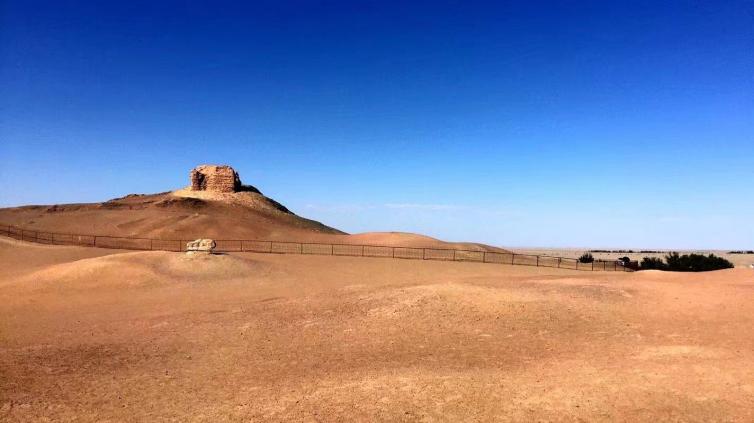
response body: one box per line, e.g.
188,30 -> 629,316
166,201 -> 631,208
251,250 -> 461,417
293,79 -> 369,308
517,247 -> 754,268
1,237 -> 753,422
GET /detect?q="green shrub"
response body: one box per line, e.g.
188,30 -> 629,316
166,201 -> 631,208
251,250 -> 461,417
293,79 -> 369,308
578,252 -> 594,263
664,252 -> 734,272
640,253 -> 733,272
640,256 -> 666,270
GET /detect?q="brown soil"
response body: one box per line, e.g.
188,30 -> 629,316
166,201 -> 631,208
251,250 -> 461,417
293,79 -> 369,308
1,237 -> 752,421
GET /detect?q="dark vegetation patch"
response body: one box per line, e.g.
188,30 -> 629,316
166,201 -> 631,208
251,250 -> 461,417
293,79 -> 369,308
590,249 -> 664,254
578,252 -> 594,263
639,256 -> 666,270
640,253 -> 734,272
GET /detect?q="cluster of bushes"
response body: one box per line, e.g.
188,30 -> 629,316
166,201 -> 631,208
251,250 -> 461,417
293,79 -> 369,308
640,253 -> 734,272
579,251 -> 733,272
729,250 -> 754,254
639,257 -> 666,270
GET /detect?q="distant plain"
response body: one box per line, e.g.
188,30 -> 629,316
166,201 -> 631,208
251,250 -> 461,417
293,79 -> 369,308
514,248 -> 754,268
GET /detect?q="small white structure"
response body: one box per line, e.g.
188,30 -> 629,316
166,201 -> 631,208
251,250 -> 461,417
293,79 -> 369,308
186,239 -> 216,254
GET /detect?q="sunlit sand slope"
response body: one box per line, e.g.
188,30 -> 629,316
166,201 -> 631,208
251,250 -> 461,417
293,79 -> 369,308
0,192 -> 504,252
1,239 -> 752,421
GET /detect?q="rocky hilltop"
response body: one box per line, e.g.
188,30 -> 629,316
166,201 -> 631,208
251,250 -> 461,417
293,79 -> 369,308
0,164 -> 344,240
173,165 -> 289,213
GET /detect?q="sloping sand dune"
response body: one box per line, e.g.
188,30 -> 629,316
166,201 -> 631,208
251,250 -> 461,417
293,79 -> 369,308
0,191 -> 342,241
7,251 -> 260,292
1,238 -> 753,421
0,237 -> 129,279
0,191 -> 504,252
340,231 -> 508,252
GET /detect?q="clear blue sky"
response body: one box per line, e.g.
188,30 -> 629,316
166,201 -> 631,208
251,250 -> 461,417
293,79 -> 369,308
1,1 -> 752,249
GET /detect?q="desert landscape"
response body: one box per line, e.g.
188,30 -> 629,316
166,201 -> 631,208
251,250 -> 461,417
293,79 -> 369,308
1,165 -> 753,422
2,236 -> 754,421
4,2 -> 752,420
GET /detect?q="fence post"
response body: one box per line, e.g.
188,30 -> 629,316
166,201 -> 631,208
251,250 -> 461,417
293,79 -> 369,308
94,236 -> 98,247
558,257 -> 561,268
511,253 -> 515,265
591,261 -> 594,271
453,250 -> 457,261
483,251 -> 487,263
423,248 -> 426,260
536,255 -> 539,267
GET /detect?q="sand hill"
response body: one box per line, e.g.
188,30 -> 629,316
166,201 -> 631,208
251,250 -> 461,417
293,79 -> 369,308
1,237 -> 752,421
0,165 -> 505,252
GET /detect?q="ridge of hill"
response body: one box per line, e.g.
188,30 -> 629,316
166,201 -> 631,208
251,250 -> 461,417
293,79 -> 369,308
0,165 -> 506,252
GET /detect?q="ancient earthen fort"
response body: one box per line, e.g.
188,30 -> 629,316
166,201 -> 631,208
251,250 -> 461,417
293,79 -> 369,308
190,165 -> 242,193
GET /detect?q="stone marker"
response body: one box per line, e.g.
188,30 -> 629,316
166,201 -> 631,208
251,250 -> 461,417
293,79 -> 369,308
186,239 -> 216,254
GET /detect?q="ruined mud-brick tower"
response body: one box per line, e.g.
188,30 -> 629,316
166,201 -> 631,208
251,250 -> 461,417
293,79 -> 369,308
190,165 -> 242,192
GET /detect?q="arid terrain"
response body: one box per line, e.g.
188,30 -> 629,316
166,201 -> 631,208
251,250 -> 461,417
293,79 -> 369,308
1,236 -> 753,422
0,185 -> 503,253
2,168 -> 752,421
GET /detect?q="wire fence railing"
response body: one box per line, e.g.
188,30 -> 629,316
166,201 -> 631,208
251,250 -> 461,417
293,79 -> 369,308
0,223 -> 634,272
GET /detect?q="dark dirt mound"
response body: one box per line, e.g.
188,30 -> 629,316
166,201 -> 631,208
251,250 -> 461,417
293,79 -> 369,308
154,197 -> 207,209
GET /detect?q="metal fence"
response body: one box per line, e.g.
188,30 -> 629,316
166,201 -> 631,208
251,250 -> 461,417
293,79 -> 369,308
0,223 -> 632,272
